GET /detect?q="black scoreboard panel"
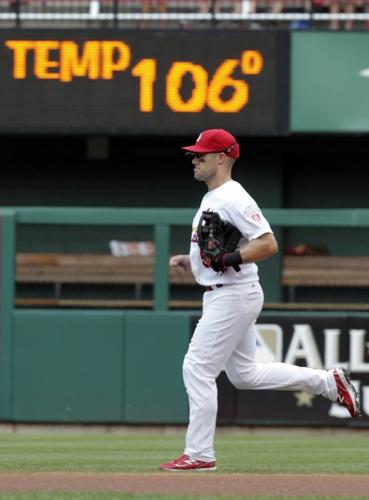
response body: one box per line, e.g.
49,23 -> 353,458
0,30 -> 289,134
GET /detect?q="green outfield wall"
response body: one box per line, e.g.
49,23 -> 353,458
12,310 -> 189,423
7,308 -> 369,426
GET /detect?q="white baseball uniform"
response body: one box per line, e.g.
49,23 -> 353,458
183,180 -> 338,462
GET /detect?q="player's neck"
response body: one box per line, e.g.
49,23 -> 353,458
206,174 -> 232,192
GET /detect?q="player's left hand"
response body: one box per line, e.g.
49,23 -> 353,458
200,249 -> 224,272
210,253 -> 227,272
200,249 -> 241,273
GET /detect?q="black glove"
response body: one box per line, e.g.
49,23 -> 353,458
197,211 -> 242,272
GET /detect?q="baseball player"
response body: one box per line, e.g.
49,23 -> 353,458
159,129 -> 361,472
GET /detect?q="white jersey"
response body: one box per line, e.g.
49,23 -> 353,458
189,180 -> 272,286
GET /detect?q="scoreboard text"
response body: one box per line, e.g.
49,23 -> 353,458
0,30 -> 288,134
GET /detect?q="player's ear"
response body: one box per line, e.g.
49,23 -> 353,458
217,151 -> 227,164
219,152 -> 233,169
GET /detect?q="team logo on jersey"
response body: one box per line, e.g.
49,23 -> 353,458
251,212 -> 262,222
243,205 -> 262,225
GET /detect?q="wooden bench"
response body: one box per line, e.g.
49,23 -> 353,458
283,255 -> 369,301
15,252 -> 196,302
14,253 -> 369,310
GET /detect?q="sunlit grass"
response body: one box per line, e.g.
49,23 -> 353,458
0,430 -> 368,474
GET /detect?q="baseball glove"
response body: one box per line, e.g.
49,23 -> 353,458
197,211 -> 242,272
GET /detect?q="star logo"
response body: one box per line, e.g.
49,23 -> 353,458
294,391 -> 315,408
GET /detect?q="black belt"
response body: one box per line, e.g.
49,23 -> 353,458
204,284 -> 224,292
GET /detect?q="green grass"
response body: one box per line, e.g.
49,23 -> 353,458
0,431 -> 368,499
0,431 -> 368,474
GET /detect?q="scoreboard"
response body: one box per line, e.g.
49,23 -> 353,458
0,30 -> 289,134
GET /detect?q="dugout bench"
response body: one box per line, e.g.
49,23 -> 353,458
15,252 -> 199,309
14,252 -> 369,311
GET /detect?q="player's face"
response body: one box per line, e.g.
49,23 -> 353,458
190,152 -> 221,182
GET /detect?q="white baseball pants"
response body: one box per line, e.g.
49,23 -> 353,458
182,281 -> 338,462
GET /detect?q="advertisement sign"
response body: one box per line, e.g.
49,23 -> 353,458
291,32 -> 369,132
0,30 -> 288,134
191,313 -> 369,425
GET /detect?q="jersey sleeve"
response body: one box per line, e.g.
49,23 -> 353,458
229,199 -> 273,241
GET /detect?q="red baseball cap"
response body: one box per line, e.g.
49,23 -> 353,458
181,129 -> 240,160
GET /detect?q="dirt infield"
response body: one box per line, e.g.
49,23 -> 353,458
0,473 -> 369,496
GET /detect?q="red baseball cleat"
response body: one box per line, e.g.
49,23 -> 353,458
333,367 -> 361,417
159,454 -> 217,471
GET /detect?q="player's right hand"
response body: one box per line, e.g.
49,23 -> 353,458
169,254 -> 191,273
